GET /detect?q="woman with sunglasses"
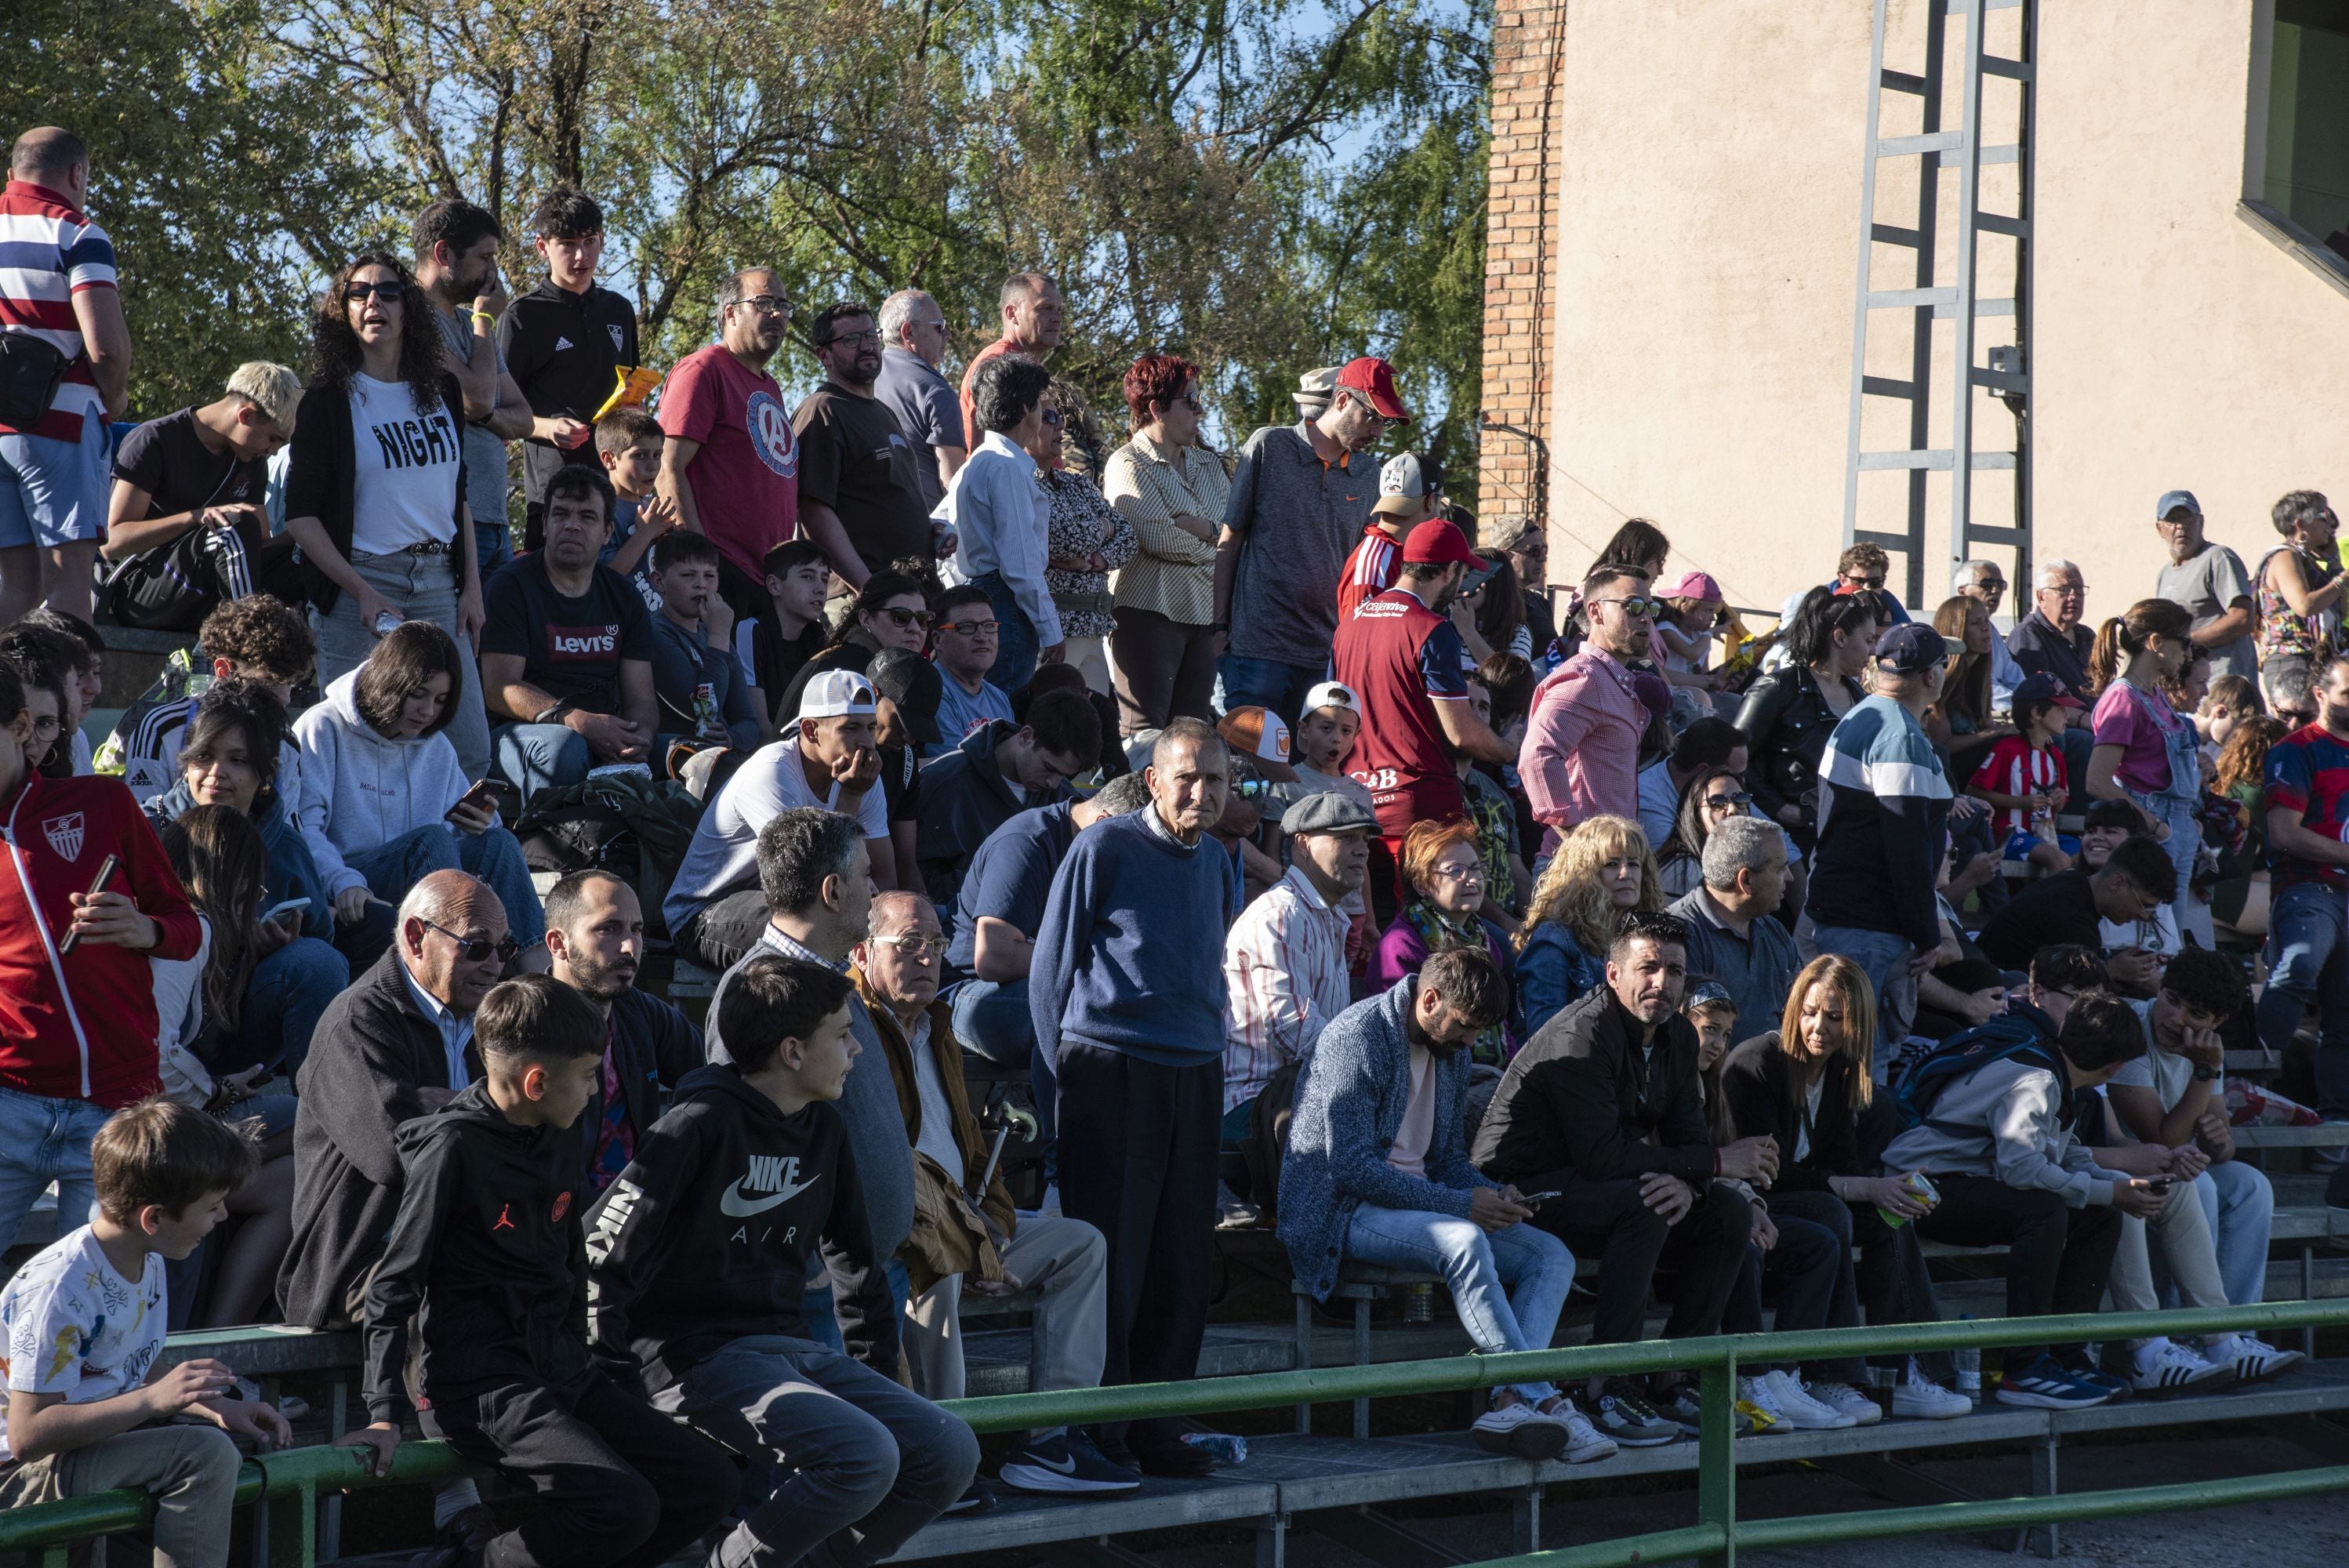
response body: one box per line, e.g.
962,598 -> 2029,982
284,252 -> 492,781
938,354 -> 1060,691
1033,380 -> 1135,699
1105,354 -> 1226,734
775,568 -> 932,720
1371,819 -> 1516,1065
1734,586 -> 1875,854
1655,764 -> 1752,898
292,621 -> 545,971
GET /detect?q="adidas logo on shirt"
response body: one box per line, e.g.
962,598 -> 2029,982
554,335 -> 574,350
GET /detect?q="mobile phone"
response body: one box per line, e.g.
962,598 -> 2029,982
56,854 -> 121,956
1516,1191 -> 1563,1207
445,780 -> 498,821
262,897 -> 310,924
2145,1176 -> 2175,1196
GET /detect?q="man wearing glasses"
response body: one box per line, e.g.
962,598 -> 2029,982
1774,543 -> 1915,641
793,300 -> 938,586
875,288 -> 968,511
1217,356 -> 1403,725
1955,558 -> 2027,709
928,583 -> 1015,758
658,267 -> 801,622
1521,564 -> 1659,855
2008,559 -> 2098,781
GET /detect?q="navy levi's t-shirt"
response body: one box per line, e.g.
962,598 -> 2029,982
481,552 -> 655,716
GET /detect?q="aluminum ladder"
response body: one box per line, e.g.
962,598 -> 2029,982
1840,0 -> 2035,608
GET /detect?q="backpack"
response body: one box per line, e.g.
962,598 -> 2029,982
1890,1011 -> 2071,1137
514,770 -> 707,938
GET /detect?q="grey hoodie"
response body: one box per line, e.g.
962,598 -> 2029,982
1879,1056 -> 2126,1208
292,669 -> 477,897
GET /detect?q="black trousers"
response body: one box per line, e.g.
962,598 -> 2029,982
1719,1210 -> 1863,1379
675,889 -> 772,973
1912,1174 -> 2122,1364
1535,1175 -> 1750,1346
1055,1039 -> 1221,1440
1767,1187 -> 1952,1378
424,1369 -> 739,1568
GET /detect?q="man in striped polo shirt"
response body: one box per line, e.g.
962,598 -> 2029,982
1336,452 -> 1439,622
0,127 -> 129,623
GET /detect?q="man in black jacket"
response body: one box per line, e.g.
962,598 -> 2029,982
361,976 -> 737,1568
543,869 -> 703,1193
586,954 -> 978,1568
914,697 -> 1099,909
1474,911 -> 1776,1446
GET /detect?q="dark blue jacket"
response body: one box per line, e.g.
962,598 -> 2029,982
916,720 -> 1069,911
146,782 -> 335,942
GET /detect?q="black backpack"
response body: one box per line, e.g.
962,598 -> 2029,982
1891,1011 -> 2072,1137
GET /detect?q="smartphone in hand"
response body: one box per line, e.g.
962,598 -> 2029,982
445,780 -> 498,822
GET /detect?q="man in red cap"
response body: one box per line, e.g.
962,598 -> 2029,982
1333,518 -> 1518,921
1214,356 -> 1400,724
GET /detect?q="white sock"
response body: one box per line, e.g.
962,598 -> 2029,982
432,1478 -> 482,1528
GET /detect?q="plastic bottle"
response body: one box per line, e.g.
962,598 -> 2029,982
1955,1313 -> 1983,1404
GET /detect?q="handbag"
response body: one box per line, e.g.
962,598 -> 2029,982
0,332 -> 69,430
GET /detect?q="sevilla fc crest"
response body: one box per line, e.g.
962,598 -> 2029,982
42,814 -> 83,861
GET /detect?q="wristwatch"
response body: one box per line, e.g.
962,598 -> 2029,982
2192,1065 -> 2219,1081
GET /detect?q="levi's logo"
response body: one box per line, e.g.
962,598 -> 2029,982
547,623 -> 619,661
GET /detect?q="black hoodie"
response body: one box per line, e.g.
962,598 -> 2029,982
362,1081 -> 589,1425
585,1063 -> 898,1396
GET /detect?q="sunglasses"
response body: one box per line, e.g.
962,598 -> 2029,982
940,619 -> 1000,637
1702,790 -> 1753,810
1843,574 -> 1887,590
1232,778 -> 1271,800
1594,596 -> 1658,619
1043,408 -> 1065,428
421,920 -> 520,966
343,280 -> 404,303
877,606 -> 934,630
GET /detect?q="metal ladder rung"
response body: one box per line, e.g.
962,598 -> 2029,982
1933,296 -> 2014,318
1861,376 -> 1919,399
1969,367 -> 2028,394
1880,68 -> 1929,95
1981,56 -> 2033,81
1871,222 -> 1924,247
1868,286 -> 1956,309
1966,524 -> 2031,544
1951,0 -> 2022,13
1977,212 -> 2029,238
1852,531 -> 1915,552
1858,450 -> 2020,472
1977,143 -> 2020,165
1878,130 -> 1962,157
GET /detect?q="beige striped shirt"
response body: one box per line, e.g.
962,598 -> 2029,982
1103,434 -> 1229,626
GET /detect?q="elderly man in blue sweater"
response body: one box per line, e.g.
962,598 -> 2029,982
1280,947 -> 1615,1464
1030,717 -> 1232,1478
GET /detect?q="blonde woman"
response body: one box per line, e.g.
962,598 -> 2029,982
1719,956 -> 1970,1419
1511,815 -> 1664,1038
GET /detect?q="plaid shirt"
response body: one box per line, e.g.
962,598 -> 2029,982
1222,864 -> 1353,1113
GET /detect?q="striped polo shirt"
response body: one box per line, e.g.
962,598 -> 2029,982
0,180 -> 116,441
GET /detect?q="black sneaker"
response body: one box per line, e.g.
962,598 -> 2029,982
1129,1431 -> 1220,1478
1000,1432 -> 1143,1494
1592,1379 -> 1681,1447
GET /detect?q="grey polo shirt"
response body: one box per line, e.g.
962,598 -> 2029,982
873,346 -> 964,514
1222,423 -> 1377,669
434,305 -> 514,531
1668,885 -> 1801,1040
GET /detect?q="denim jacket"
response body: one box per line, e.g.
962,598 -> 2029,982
1512,922 -> 1605,1040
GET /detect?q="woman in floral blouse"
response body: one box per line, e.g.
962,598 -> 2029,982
1026,380 -> 1135,696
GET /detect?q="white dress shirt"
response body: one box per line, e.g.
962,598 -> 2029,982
937,430 -> 1061,647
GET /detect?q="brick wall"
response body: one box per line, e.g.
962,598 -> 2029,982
1479,0 -> 1569,550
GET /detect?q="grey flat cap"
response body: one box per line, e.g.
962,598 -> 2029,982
1281,791 -> 1378,837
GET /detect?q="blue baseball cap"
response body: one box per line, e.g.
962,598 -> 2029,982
1873,622 -> 1948,674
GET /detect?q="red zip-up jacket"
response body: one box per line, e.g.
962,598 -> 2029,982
0,772 -> 201,1108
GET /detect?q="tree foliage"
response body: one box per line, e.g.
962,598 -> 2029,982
4,0 -> 1493,506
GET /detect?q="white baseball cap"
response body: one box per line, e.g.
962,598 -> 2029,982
1302,681 -> 1359,716
798,669 -> 878,720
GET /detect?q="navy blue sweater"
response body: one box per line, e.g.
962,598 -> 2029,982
1029,807 -> 1227,1067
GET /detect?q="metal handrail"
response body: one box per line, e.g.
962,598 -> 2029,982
2,1301 -> 2341,1566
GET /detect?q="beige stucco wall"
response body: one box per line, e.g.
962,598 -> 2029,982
1543,0 -> 2349,629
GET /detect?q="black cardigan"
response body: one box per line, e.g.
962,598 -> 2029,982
1717,1032 -> 1899,1191
285,370 -> 469,613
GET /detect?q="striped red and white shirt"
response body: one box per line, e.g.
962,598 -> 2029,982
1966,734 -> 2068,835
0,180 -> 117,441
1222,863 -> 1354,1114
1336,523 -> 1403,622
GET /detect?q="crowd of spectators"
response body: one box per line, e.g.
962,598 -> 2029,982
0,119 -> 2340,1564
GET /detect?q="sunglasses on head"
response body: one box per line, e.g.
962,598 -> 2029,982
421,920 -> 519,966
877,607 -> 934,629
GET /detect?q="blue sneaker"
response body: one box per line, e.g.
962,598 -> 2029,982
2057,1356 -> 2133,1402
1995,1354 -> 2112,1410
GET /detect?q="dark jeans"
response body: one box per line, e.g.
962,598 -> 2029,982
972,572 -> 1040,694
1912,1174 -> 2122,1364
2256,879 -> 2349,1117
423,1370 -> 739,1568
1720,1210 -> 1864,1381
677,889 -> 774,973
1768,1187 -> 1951,1379
1217,654 -> 1323,728
1110,607 -> 1218,735
1533,1175 -> 1750,1345
1055,1039 -> 1220,1441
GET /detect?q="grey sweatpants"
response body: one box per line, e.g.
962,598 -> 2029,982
902,1213 -> 1109,1438
0,1424 -> 241,1568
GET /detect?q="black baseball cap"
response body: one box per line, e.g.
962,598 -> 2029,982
866,647 -> 943,747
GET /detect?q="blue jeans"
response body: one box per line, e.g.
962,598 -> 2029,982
1216,655 -> 1324,728
2256,880 -> 2349,1118
971,572 -> 1039,693
1802,921 -> 1916,1066
2125,785 -> 2202,911
345,823 -> 547,948
491,721 -> 593,813
2197,1162 -> 2275,1307
220,936 -> 350,1078
0,1087 -> 110,1254
1342,1203 -> 1574,1403
0,407 -> 108,549
949,978 -> 1033,1069
474,521 -> 514,582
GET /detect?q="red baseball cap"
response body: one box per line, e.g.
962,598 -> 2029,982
1401,520 -> 1483,568
1334,357 -> 1410,420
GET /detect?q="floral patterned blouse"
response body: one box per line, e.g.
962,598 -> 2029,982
1042,471 -> 1138,641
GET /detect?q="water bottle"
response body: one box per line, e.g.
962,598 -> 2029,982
1955,1314 -> 1983,1404
1405,1282 -> 1434,1326
1179,1432 -> 1247,1465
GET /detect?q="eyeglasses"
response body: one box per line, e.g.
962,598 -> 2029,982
877,933 -> 950,959
421,920 -> 520,966
1593,596 -> 1658,619
822,328 -> 881,347
342,280 -> 404,303
940,619 -> 1000,637
1701,791 -> 1752,810
1342,389 -> 1399,430
734,294 -> 792,317
1042,408 -> 1064,428
877,606 -> 933,630
1175,394 -> 1203,412
1429,861 -> 1485,884
27,715 -> 60,738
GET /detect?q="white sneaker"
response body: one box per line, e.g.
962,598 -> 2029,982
1534,1396 -> 1619,1464
1472,1399 -> 1570,1460
1804,1378 -> 1882,1427
1737,1374 -> 1789,1435
2129,1338 -> 2232,1396
1762,1368 -> 1857,1429
2209,1334 -> 2304,1385
1890,1363 -> 1973,1420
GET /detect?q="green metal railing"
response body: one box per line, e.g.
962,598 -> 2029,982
2,1301 -> 2342,1567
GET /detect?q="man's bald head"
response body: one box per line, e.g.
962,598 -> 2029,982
400,869 -> 497,929
867,889 -> 932,935
10,128 -> 88,187
397,870 -> 512,1014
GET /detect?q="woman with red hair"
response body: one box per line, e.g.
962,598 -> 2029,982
1371,818 -> 1515,1063
1103,354 -> 1227,735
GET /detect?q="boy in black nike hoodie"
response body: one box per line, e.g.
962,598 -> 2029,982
586,953 -> 978,1568
361,976 -> 738,1568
